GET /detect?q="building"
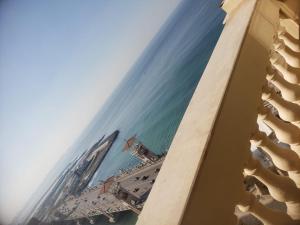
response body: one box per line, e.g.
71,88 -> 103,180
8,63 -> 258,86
54,159 -> 163,223
123,136 -> 159,163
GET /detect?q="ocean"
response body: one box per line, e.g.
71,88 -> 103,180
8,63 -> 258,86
23,0 -> 225,224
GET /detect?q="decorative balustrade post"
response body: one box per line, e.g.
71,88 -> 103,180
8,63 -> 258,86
258,106 -> 300,154
274,41 -> 300,68
237,191 -> 297,225
270,54 -> 300,84
244,156 -> 300,220
251,130 -> 300,187
278,31 -> 300,53
261,85 -> 300,127
251,130 -> 299,169
266,69 -> 300,104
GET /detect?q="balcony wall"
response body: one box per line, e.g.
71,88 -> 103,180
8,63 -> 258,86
136,0 -> 300,225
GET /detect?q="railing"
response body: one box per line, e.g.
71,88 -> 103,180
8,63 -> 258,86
135,0 -> 300,225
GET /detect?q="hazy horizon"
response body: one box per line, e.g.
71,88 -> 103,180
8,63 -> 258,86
0,1 -> 181,224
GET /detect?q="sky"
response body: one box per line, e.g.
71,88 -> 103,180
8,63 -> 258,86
0,0 -> 181,224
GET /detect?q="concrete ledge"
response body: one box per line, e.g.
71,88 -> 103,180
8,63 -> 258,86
136,1 -> 259,225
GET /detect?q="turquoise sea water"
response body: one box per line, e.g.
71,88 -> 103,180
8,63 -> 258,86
68,0 -> 225,224
20,0 -> 225,224
86,0 -> 224,185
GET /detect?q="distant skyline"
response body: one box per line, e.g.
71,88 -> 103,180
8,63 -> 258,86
0,0 -> 181,224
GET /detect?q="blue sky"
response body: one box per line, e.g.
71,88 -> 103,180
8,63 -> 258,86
0,0 -> 181,224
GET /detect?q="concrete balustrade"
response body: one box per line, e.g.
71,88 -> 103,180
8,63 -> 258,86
258,106 -> 300,148
273,37 -> 286,52
237,191 -> 298,225
244,156 -> 300,220
278,0 -> 300,25
250,130 -> 300,186
261,85 -> 300,126
257,105 -> 300,156
251,131 -> 298,168
270,54 -> 300,84
274,41 -> 300,68
278,31 -> 300,52
266,69 -> 300,104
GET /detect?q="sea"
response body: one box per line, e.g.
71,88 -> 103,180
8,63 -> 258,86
17,0 -> 225,224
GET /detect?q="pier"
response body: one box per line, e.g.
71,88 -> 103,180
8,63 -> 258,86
54,158 -> 164,223
41,137 -> 165,224
29,131 -> 120,224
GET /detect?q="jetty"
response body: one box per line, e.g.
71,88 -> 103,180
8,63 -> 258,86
29,131 -> 120,224
27,134 -> 165,225
51,137 -> 164,224
54,158 -> 164,223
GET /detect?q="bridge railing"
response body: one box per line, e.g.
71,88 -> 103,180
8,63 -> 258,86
136,0 -> 300,225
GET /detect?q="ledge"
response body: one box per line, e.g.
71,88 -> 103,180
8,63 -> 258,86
135,1 -> 258,225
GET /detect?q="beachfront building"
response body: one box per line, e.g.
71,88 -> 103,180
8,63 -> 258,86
123,136 -> 159,163
135,0 -> 300,225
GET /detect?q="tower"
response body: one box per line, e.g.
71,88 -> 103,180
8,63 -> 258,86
123,136 -> 159,163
